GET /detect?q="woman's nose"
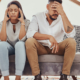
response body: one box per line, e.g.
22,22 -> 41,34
12,11 -> 15,14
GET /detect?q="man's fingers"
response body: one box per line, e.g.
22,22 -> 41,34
54,1 -> 60,4
50,43 -> 54,48
55,44 -> 59,53
51,4 -> 57,7
52,44 -> 55,53
52,8 -> 57,11
52,47 -> 55,53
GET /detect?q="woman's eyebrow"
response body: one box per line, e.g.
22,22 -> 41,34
14,8 -> 18,10
9,8 -> 18,10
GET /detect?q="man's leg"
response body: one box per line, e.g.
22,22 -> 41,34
0,41 -> 15,80
59,38 -> 76,75
25,38 -> 48,76
50,38 -> 76,80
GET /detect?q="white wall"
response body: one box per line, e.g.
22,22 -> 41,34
0,0 -> 80,25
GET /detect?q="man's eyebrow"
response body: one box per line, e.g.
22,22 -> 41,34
70,0 -> 80,6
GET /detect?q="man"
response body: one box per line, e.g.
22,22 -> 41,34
25,0 -> 76,80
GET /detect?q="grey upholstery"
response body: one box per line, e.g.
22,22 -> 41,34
9,53 -> 80,63
0,25 -> 80,76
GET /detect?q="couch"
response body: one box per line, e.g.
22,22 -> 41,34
0,25 -> 80,80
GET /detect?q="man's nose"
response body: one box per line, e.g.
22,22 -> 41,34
53,10 -> 58,14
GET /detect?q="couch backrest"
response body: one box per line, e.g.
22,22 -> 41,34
63,26 -> 80,52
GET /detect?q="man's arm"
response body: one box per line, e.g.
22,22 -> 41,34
52,1 -> 74,34
27,15 -> 52,40
33,32 -> 51,40
60,12 -> 74,33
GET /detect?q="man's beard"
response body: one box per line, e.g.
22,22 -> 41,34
49,14 -> 58,21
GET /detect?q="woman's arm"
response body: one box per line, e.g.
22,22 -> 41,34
0,20 -> 7,41
18,8 -> 26,40
19,21 -> 26,40
0,8 -> 9,41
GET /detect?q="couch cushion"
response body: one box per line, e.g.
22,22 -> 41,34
38,53 -> 80,63
9,53 -> 80,63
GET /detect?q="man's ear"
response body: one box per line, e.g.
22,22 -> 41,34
46,4 -> 49,10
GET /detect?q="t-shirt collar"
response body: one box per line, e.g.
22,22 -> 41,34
9,20 -> 21,26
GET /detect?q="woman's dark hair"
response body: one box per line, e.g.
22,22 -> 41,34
48,0 -> 62,4
7,0 -> 26,19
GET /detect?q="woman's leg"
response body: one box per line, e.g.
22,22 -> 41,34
15,41 -> 26,80
0,41 -> 15,80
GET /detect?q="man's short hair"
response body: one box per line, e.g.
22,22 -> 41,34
48,0 -> 62,4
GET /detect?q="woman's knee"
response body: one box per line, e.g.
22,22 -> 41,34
15,41 -> 24,48
0,41 -> 8,48
0,41 -> 9,55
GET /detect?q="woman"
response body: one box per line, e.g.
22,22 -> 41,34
0,1 -> 30,80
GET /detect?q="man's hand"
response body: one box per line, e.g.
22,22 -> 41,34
49,36 -> 59,53
51,1 -> 64,15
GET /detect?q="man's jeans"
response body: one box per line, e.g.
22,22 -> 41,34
0,41 -> 26,76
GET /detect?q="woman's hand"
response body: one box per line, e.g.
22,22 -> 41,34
18,8 -> 24,23
4,8 -> 10,22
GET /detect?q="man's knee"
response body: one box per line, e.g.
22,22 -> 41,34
67,38 -> 76,46
25,38 -> 37,46
66,38 -> 76,51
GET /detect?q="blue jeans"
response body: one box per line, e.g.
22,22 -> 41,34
0,41 -> 26,76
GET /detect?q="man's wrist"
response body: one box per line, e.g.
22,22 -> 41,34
60,11 -> 65,16
48,35 -> 53,39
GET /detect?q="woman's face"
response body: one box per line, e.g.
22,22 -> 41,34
8,4 -> 19,20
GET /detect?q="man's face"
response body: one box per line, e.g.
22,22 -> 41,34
47,2 -> 59,20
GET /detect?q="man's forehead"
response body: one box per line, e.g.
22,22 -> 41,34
48,1 -> 56,5
48,2 -> 56,7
